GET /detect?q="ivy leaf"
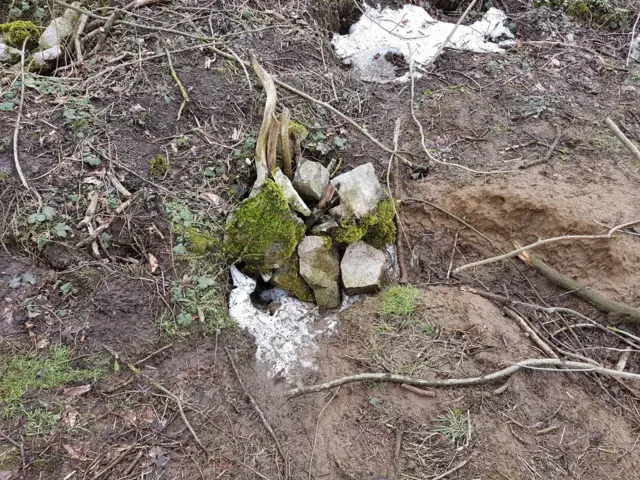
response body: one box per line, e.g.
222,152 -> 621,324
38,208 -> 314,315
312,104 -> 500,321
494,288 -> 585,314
21,272 -> 36,284
0,103 -> 15,112
82,152 -> 101,166
9,276 -> 22,289
42,206 -> 56,221
52,223 -> 72,238
333,136 -> 347,150
173,244 -> 187,255
60,282 -> 74,297
176,312 -> 193,327
27,213 -> 38,224
196,276 -> 215,290
35,213 -> 46,223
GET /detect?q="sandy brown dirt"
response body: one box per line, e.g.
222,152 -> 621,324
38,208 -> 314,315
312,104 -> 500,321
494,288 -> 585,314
2,0 -> 640,479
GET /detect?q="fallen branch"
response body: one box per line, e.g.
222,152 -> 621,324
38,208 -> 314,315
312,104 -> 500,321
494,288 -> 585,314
453,219 -> 640,274
605,117 -> 640,162
225,348 -> 288,480
250,53 -> 277,195
280,108 -> 293,178
519,251 -> 640,324
165,48 -> 189,119
286,358 -> 640,397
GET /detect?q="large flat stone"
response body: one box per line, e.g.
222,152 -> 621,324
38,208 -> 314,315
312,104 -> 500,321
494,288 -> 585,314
341,241 -> 386,294
330,162 -> 385,219
298,236 -> 340,308
293,160 -> 330,201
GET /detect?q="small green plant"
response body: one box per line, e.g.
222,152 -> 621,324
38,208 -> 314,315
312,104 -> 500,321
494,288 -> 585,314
149,154 -> 170,177
62,98 -> 95,137
25,408 -> 60,436
167,201 -> 221,256
380,286 -> 421,319
27,205 -> 55,225
59,281 -> 74,297
434,408 -> 473,447
232,132 -> 258,159
516,95 -> 556,119
591,134 -> 621,152
0,347 -> 103,415
9,272 -> 36,288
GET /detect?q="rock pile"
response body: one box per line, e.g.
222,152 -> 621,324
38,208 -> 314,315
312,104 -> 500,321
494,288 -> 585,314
0,4 -> 81,72
224,161 -> 395,308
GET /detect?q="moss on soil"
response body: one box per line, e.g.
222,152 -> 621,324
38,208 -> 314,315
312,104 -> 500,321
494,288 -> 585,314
224,179 -> 305,271
0,20 -> 39,47
149,154 -> 170,176
334,199 -> 397,249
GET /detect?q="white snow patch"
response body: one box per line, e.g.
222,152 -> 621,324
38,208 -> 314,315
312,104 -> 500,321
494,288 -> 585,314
332,4 -> 515,83
228,266 -> 336,378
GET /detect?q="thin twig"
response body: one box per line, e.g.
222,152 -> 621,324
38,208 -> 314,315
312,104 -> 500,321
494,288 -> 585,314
503,307 -> 558,359
165,48 -> 189,119
605,117 -> 640,162
225,348 -> 288,480
400,383 -> 435,397
13,41 -> 29,191
286,358 -> 640,397
73,13 -> 89,62
453,219 -> 640,274
627,12 -> 640,67
520,125 -> 561,169
107,171 -> 132,198
308,388 -> 340,480
432,452 -> 476,480
227,47 -> 253,91
133,343 -> 173,366
424,0 -> 478,69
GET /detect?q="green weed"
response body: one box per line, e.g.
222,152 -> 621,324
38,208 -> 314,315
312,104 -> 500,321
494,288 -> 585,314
434,408 -> 473,447
380,286 -> 422,319
25,408 -> 60,436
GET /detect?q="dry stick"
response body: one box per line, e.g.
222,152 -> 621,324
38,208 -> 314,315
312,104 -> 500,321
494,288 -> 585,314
13,41 -> 29,191
165,48 -> 189,119
266,114 -> 281,171
227,47 -> 253,91
225,348 -> 288,480
520,125 -> 561,169
77,190 -> 99,228
250,53 -> 277,195
627,12 -> 640,67
133,343 -> 173,367
520,251 -> 640,324
280,108 -> 293,178
462,287 -> 640,350
426,0 -> 478,68
616,350 -> 632,372
308,387 -> 340,480
503,307 -> 558,359
107,171 -> 132,198
605,117 -> 640,162
431,452 -> 476,480
453,218 -> 640,274
400,383 -> 435,397
74,13 -> 89,62
286,358 -> 640,397
386,118 -> 410,284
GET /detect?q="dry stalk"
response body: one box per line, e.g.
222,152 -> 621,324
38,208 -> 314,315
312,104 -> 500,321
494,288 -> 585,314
605,117 -> 640,162
627,12 -> 640,67
107,171 -> 132,198
453,219 -> 640,274
165,48 -> 189,119
280,108 -> 293,178
250,53 -> 277,195
286,358 -> 640,397
73,13 -> 89,62
503,307 -> 558,359
266,113 -> 281,171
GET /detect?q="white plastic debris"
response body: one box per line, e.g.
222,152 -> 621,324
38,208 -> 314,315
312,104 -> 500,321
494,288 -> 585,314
332,4 -> 515,83
228,266 -> 335,378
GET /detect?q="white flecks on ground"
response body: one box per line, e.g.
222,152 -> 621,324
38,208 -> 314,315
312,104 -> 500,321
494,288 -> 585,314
228,266 -> 336,378
332,4 -> 515,83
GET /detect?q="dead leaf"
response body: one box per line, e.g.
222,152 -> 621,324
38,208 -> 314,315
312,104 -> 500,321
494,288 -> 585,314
63,444 -> 89,461
63,384 -> 91,396
148,253 -> 159,273
62,405 -> 80,428
201,192 -> 223,206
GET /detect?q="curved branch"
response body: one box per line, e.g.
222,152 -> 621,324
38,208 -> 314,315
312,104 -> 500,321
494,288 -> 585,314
286,358 -> 640,397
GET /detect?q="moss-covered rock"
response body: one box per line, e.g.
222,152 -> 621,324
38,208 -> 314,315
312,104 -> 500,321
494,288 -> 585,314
224,179 -> 305,271
333,199 -> 397,249
298,235 -> 341,308
0,21 -> 39,48
273,253 -> 314,303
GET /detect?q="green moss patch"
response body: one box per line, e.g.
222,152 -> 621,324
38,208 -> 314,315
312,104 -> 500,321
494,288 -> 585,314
334,199 -> 397,249
0,347 -> 102,414
224,179 -> 305,271
0,20 -> 39,47
149,154 -> 170,177
273,253 -> 314,302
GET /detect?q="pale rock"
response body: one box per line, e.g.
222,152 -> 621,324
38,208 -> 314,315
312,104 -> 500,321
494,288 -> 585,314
298,236 -> 340,308
311,218 -> 339,236
31,45 -> 62,65
331,163 -> 385,219
0,43 -> 20,64
273,168 -> 311,216
341,241 -> 386,294
39,6 -> 80,49
293,160 -> 330,201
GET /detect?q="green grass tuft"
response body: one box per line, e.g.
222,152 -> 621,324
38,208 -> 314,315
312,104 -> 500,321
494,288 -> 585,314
434,408 -> 473,447
380,286 -> 421,319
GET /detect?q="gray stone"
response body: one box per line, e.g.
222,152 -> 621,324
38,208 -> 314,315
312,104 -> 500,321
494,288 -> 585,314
30,45 -> 62,68
298,236 -> 340,308
293,160 -> 330,201
39,6 -> 80,49
311,218 -> 338,236
273,168 -> 311,216
0,43 -> 20,64
331,162 -> 385,219
341,241 -> 386,294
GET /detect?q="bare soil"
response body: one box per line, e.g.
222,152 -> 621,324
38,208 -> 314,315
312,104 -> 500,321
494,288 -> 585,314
1,0 -> 640,479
